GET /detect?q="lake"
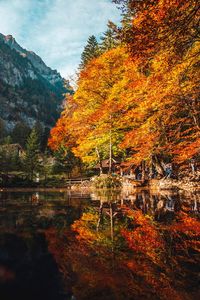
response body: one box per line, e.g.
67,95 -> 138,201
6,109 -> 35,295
0,189 -> 199,300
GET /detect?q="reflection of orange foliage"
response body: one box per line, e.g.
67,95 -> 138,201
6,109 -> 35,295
120,209 -> 187,300
71,211 -> 181,299
168,212 -> 200,253
43,209 -> 199,300
121,209 -> 164,263
172,212 -> 200,234
125,258 -> 181,300
72,212 -> 99,243
44,228 -> 72,280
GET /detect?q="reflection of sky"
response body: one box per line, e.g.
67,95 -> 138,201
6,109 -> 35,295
0,0 -> 121,78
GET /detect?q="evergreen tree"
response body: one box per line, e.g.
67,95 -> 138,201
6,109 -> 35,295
23,128 -> 41,181
121,6 -> 133,31
0,148 -> 21,173
79,35 -> 100,69
112,0 -> 132,29
11,122 -> 31,147
40,149 -> 54,183
41,127 -> 50,152
0,118 -> 7,142
10,152 -> 21,172
2,136 -> 12,145
100,21 -> 120,53
0,148 -> 7,173
53,146 -> 78,178
34,121 -> 44,151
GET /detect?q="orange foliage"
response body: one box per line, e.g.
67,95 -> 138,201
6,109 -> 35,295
49,0 -> 200,167
43,208 -> 199,300
168,212 -> 200,253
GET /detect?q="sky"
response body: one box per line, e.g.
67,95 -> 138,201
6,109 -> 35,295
0,0 -> 121,79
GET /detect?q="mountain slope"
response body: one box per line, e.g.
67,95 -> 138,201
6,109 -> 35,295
0,33 -> 72,130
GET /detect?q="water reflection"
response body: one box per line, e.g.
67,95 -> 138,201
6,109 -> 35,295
0,189 -> 199,300
91,189 -> 200,221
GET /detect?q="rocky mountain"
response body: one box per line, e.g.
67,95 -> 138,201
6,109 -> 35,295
0,33 -> 72,130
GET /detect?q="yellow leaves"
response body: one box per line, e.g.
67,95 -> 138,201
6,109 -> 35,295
49,9 -> 199,166
72,212 -> 99,243
60,47 -> 130,164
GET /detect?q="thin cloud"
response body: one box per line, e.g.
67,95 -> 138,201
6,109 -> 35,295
0,0 -> 121,78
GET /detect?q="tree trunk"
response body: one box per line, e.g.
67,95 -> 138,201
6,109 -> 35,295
96,202 -> 103,232
108,114 -> 112,174
152,155 -> 165,177
109,128 -> 112,174
110,203 -> 114,247
141,160 -> 146,181
95,147 -> 103,175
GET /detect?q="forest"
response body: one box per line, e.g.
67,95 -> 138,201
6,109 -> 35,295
0,0 -> 199,186
0,2 -> 199,300
48,0 -> 200,180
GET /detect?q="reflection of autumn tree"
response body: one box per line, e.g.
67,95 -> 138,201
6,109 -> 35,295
121,208 -> 182,300
44,206 -> 200,300
122,209 -> 164,262
44,228 -> 75,296
44,214 -> 132,300
163,212 -> 200,291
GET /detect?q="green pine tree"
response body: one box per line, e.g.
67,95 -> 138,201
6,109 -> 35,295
79,35 -> 100,69
40,150 -> 53,183
100,21 -> 120,53
33,121 -> 45,151
53,146 -> 79,178
0,118 -> 7,143
11,122 -> 31,148
23,128 -> 41,181
2,135 -> 12,145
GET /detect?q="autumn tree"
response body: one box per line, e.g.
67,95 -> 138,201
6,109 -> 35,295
113,0 -> 200,59
113,0 -> 200,167
49,47 -> 131,171
49,0 -> 200,174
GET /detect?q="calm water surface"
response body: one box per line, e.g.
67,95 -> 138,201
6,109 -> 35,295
0,189 -> 199,300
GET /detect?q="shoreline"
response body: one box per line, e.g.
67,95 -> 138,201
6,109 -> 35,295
0,179 -> 199,193
149,178 -> 200,192
0,171 -> 199,193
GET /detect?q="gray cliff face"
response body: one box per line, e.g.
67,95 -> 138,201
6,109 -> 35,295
0,33 -> 72,130
0,33 -> 63,88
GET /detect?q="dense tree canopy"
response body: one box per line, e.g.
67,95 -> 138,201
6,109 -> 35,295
49,0 -> 200,172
